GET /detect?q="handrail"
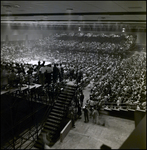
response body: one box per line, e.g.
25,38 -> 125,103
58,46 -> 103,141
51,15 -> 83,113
2,104 -> 46,137
1,85 -> 53,149
2,106 -> 51,149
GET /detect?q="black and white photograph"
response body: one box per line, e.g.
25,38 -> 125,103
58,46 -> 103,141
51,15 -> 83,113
1,1 -> 146,149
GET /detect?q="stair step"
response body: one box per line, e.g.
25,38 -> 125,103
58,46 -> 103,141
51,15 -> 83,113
58,97 -> 71,101
49,114 -> 62,120
42,129 -> 56,135
65,87 -> 75,91
39,132 -> 54,139
61,91 -> 73,96
60,93 -> 72,98
55,102 -> 64,106
47,117 -> 61,124
66,84 -> 77,87
36,138 -> 43,144
45,122 -> 59,128
55,102 -> 68,107
64,89 -> 75,93
52,108 -> 64,114
65,86 -> 77,90
44,125 -> 58,131
51,111 -> 64,117
34,142 -> 43,149
56,100 -> 69,104
54,105 -> 65,110
54,104 -> 66,108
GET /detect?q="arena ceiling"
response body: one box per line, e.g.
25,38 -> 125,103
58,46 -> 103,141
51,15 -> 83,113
1,1 -> 146,30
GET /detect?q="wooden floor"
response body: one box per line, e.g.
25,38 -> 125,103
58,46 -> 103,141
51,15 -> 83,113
49,80 -> 135,149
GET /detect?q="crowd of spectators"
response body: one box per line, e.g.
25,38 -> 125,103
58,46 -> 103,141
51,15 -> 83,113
90,51 -> 146,110
1,32 -> 146,111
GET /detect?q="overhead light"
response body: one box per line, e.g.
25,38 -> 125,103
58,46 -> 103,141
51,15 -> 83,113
2,4 -> 12,8
66,8 -> 73,13
13,4 -> 20,8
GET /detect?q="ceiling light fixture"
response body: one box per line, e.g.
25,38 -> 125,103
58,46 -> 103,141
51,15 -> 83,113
13,4 -> 20,8
66,8 -> 73,13
2,4 -> 12,8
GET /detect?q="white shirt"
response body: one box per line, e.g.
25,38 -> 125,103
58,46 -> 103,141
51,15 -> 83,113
45,66 -> 53,73
39,66 -> 46,74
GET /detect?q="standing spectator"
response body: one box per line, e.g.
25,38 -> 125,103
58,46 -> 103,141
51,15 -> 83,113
45,64 -> 53,85
48,84 -> 54,105
59,63 -> 64,82
69,65 -> 74,81
80,91 -> 84,107
89,99 -> 95,118
77,69 -> 83,83
74,93 -> 79,107
39,63 -> 46,86
77,103 -> 82,119
8,69 -> 16,88
53,64 -> 59,83
70,108 -> 75,128
36,61 -> 41,83
1,65 -> 9,89
20,63 -> 25,75
83,105 -> 89,123
42,132 -> 51,149
92,108 -> 99,124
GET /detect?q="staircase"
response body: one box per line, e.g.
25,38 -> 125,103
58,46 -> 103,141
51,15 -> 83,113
34,84 -> 77,148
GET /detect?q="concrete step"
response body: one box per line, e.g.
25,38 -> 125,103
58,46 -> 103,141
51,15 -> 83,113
56,100 -> 69,105
59,93 -> 73,98
34,142 -> 43,149
55,102 -> 64,107
52,108 -> 64,114
54,105 -> 65,110
61,91 -> 73,96
42,129 -> 56,135
47,118 -> 61,124
44,125 -> 58,131
64,89 -> 75,93
66,85 -> 77,89
55,102 -> 68,107
49,114 -> 62,120
45,122 -> 59,128
50,111 -> 64,117
58,97 -> 71,101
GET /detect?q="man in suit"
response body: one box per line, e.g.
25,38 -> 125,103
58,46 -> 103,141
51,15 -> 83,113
83,105 -> 89,123
53,64 -> 59,83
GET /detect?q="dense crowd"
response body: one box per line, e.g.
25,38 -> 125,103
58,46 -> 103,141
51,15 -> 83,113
90,51 -> 146,110
1,32 -> 146,111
